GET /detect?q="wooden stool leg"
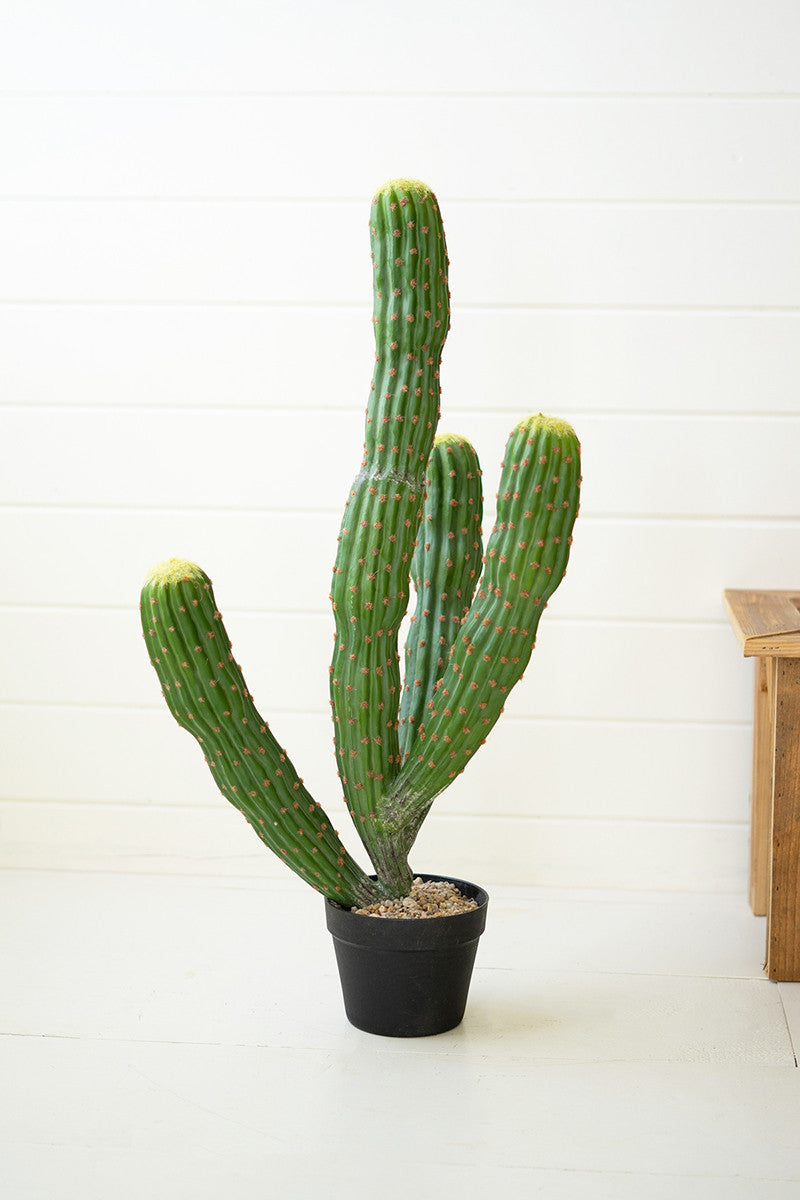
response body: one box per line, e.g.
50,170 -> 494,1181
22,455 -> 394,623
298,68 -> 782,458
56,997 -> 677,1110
767,657 -> 800,981
749,657 -> 775,916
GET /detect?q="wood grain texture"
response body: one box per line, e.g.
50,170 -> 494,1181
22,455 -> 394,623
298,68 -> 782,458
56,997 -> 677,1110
724,590 -> 800,657
767,658 -> 800,980
749,657 -> 775,916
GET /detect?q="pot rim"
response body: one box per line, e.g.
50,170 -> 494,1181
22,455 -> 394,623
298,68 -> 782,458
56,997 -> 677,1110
325,872 -> 489,915
324,872 -> 489,950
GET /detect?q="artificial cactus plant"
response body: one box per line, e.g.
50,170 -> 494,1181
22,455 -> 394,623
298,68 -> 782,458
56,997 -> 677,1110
140,178 -> 581,908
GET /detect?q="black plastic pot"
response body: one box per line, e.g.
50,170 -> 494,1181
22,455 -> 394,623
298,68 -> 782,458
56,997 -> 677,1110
325,873 -> 489,1037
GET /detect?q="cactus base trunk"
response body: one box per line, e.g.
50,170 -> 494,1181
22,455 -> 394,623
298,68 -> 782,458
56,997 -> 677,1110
325,874 -> 488,1037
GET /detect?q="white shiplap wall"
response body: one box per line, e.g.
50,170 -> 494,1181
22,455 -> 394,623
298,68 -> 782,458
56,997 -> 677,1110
2,0 -> 799,892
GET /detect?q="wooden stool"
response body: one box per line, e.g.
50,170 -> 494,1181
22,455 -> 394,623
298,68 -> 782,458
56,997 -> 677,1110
724,589 -> 800,981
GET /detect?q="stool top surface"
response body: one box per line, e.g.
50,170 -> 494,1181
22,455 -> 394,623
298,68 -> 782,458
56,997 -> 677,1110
723,589 -> 800,657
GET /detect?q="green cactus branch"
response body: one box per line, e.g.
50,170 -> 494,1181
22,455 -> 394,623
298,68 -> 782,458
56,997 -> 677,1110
399,433 -> 484,758
393,415 -> 580,814
386,414 -> 581,841
140,178 -> 581,903
140,560 -> 382,908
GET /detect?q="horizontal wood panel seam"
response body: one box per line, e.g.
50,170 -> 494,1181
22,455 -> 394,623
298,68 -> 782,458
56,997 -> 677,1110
3,197 -> 800,207
2,302 -> 797,315
5,403 -> 800,419
0,700 -> 752,730
3,503 -> 798,528
3,407 -> 800,421
3,300 -> 800,310
2,90 -> 800,100
0,798 -> 749,829
0,603 -> 738,629
3,503 -> 789,521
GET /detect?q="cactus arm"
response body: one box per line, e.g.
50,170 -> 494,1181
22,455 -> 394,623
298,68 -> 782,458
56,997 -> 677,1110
399,433 -> 483,758
385,414 -> 581,838
141,559 -> 382,908
329,179 -> 450,892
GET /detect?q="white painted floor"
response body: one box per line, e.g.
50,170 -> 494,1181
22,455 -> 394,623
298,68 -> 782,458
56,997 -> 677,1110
3,869 -> 799,1199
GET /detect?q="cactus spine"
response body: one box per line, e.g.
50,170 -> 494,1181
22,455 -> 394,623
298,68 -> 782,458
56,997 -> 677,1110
141,179 -> 581,903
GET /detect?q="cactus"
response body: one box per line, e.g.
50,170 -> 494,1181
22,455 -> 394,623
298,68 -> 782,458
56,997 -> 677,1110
140,178 -> 581,903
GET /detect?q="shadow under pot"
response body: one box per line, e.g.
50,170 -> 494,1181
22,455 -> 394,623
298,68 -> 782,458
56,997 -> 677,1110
325,873 -> 489,1038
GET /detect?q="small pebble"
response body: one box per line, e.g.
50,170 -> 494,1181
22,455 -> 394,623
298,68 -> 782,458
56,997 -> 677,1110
352,877 -> 478,919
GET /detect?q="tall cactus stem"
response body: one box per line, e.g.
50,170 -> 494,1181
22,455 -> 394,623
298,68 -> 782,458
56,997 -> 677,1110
329,179 -> 450,893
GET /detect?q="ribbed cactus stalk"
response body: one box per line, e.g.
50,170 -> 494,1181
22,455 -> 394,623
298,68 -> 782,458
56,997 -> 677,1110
328,179 -> 451,892
140,559 -> 381,908
386,413 -> 581,845
399,433 -> 484,757
140,178 -> 581,903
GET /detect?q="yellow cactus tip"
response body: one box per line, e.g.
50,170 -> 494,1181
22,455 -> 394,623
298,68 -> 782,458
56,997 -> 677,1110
373,177 -> 435,202
144,557 -> 207,588
520,413 -> 578,440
